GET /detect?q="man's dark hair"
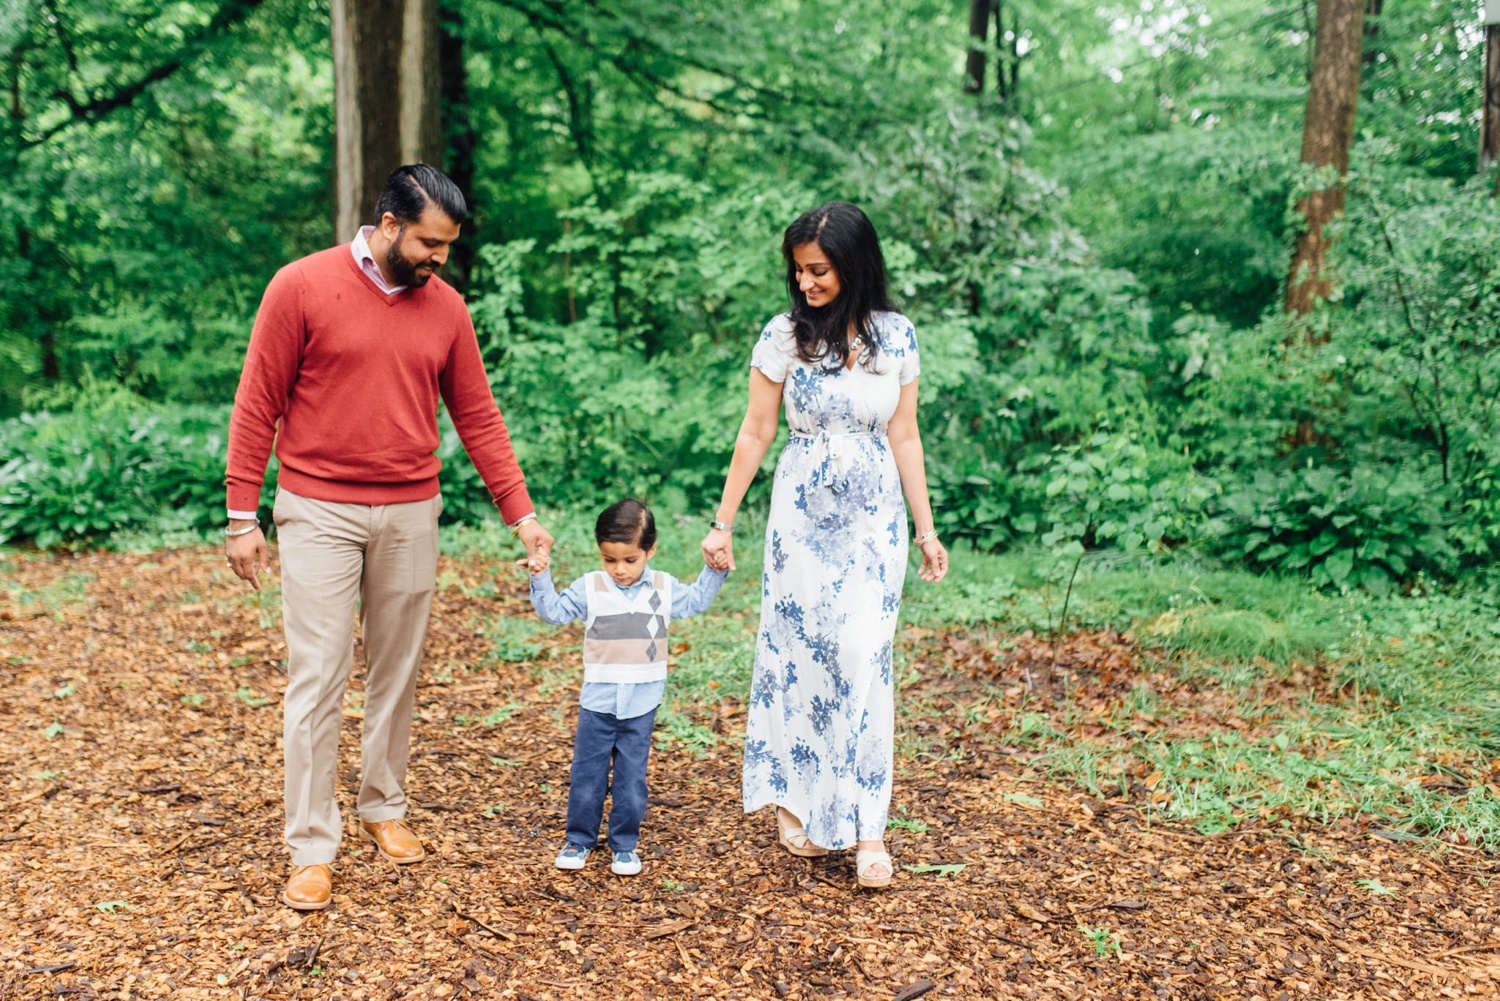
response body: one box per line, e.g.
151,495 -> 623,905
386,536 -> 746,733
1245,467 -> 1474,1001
596,498 -> 657,550
781,201 -> 895,372
374,164 -> 468,226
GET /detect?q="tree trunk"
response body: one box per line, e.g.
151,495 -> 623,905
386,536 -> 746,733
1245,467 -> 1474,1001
439,0 -> 475,287
1483,22 -> 1500,178
331,0 -> 442,243
964,0 -> 990,95
994,0 -> 1020,107
1285,0 -> 1366,319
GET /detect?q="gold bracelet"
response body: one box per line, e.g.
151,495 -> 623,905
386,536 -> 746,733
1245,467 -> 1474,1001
510,514 -> 538,538
913,529 -> 939,546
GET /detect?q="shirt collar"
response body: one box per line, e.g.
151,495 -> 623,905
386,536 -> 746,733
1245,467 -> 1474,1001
611,566 -> 654,592
350,225 -> 407,295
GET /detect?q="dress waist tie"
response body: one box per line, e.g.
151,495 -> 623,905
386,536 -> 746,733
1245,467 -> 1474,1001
789,428 -> 883,493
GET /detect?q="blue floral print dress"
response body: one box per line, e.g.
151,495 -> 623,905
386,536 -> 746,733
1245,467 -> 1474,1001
742,311 -> 921,849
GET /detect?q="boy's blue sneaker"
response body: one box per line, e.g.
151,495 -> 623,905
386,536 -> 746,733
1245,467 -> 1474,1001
610,850 -> 643,876
555,843 -> 592,870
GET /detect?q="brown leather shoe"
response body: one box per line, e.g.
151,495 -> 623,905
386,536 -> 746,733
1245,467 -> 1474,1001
280,864 -> 333,910
359,818 -> 426,864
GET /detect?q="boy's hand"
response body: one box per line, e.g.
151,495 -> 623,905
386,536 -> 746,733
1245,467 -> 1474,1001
525,541 -> 551,575
515,518 -> 555,574
702,527 -> 734,572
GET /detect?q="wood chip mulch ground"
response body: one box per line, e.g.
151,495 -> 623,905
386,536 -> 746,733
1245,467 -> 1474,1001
2,549 -> 1498,1000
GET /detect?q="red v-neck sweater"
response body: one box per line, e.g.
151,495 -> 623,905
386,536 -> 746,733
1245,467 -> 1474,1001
225,245 -> 534,522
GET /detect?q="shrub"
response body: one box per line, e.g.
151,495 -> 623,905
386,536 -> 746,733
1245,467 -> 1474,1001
1220,465 -> 1453,594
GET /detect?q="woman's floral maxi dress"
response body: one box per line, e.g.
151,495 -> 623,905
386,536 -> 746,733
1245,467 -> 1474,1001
742,310 -> 920,849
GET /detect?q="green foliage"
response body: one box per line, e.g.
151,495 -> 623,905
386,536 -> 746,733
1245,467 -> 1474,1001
0,389 -> 262,550
4,0 -> 1499,597
1221,466 -> 1453,594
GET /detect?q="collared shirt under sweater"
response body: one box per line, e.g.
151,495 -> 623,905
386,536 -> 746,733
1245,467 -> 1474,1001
530,564 -> 728,720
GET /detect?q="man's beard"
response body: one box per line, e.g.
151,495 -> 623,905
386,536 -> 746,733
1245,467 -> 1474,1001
386,235 -> 432,288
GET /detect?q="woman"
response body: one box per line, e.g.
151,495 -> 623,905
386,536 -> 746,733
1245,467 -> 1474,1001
702,201 -> 949,889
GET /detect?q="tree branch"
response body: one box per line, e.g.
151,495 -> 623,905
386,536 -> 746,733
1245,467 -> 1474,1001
24,0 -> 268,148
482,0 -> 804,122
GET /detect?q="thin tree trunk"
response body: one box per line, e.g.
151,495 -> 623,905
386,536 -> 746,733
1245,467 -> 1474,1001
1285,0 -> 1367,320
994,0 -> 1019,107
1482,14 -> 1500,180
439,0 -> 475,287
331,0 -> 442,243
964,0 -> 989,95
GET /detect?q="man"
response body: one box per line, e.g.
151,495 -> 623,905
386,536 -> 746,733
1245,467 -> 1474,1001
224,164 -> 551,911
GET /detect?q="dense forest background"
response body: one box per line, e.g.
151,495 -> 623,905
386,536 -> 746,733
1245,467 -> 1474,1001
4,0 -> 1500,594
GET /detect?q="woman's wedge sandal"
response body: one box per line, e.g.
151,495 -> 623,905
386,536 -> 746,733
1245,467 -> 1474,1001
856,849 -> 893,889
776,812 -> 828,857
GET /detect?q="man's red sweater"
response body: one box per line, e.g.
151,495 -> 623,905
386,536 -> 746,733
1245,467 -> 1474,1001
225,245 -> 534,522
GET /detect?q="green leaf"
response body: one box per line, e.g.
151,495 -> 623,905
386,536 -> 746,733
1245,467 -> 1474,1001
1309,531 -> 1340,557
1322,549 -> 1354,587
903,863 -> 966,877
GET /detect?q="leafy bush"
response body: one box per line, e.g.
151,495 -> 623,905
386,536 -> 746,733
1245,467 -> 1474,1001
0,400 -> 266,550
1220,465 -> 1453,594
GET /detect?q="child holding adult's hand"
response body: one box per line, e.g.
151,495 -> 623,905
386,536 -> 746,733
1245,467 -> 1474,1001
527,498 -> 727,876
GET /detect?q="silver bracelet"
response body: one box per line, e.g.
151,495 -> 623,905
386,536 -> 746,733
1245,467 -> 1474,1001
711,520 -> 734,534
913,529 -> 939,546
225,522 -> 260,538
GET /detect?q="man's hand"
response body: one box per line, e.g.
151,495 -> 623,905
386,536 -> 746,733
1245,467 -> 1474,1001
226,521 -> 272,592
516,518 -> 555,574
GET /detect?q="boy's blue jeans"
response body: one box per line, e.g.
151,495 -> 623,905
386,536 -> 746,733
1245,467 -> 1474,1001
565,706 -> 656,852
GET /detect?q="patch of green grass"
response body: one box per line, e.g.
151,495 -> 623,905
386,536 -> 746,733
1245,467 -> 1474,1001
965,557 -> 1500,848
454,703 -> 523,727
903,863 -> 965,877
234,686 -> 270,708
1,572 -> 94,614
667,616 -> 755,704
107,514 -> 217,553
655,706 -> 721,756
480,617 -> 548,664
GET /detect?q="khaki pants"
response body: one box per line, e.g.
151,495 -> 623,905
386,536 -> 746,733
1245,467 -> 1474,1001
273,489 -> 441,865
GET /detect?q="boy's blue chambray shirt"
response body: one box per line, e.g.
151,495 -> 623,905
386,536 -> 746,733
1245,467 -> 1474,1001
530,563 -> 728,720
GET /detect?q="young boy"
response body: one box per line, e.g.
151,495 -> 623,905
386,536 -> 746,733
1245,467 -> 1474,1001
528,498 -> 728,876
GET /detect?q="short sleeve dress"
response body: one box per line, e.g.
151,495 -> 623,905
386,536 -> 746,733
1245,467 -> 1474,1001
741,311 -> 921,849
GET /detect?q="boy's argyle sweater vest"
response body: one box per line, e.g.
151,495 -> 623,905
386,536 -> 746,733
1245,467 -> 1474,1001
582,571 -> 673,685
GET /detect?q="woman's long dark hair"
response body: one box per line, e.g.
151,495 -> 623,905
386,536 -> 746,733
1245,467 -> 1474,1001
782,201 -> 895,370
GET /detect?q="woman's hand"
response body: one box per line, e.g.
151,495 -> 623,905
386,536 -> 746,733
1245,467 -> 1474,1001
917,535 -> 948,583
703,527 -> 736,572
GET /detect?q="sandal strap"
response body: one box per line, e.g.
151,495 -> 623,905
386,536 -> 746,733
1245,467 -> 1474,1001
856,850 -> 892,875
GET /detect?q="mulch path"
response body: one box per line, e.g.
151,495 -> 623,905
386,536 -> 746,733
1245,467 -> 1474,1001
1,548 -> 1497,1000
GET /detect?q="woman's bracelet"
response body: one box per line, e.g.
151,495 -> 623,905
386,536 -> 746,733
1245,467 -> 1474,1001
510,514 -> 538,538
913,528 -> 939,546
225,522 -> 260,538
711,520 -> 734,534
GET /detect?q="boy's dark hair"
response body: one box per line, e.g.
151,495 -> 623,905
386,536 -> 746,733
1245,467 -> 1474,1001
596,498 -> 657,549
375,163 -> 468,226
